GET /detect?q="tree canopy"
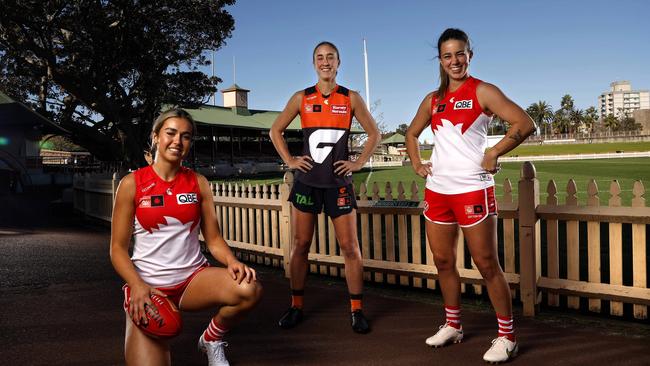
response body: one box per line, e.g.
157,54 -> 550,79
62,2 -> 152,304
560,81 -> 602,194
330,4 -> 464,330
0,0 -> 236,167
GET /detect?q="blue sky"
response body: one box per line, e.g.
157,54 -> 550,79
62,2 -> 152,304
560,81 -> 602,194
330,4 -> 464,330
204,0 -> 649,139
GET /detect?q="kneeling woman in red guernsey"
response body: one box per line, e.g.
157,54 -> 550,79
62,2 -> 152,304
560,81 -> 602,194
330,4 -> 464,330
406,28 -> 535,363
110,109 -> 262,366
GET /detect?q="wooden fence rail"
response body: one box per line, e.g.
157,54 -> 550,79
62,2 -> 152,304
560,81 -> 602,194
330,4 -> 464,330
73,162 -> 650,319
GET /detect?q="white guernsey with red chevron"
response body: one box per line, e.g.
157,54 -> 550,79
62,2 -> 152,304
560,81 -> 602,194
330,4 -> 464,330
131,165 -> 207,287
427,76 -> 495,194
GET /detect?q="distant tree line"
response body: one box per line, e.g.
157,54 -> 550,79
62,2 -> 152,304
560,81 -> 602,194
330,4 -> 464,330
525,94 -> 640,136
386,94 -> 642,137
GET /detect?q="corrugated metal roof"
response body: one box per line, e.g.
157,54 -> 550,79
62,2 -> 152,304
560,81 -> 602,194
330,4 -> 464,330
381,133 -> 405,144
0,91 -> 69,133
183,105 -> 303,131
182,104 -> 364,133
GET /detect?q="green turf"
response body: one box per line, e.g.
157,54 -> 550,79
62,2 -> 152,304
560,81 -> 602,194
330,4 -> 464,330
416,142 -> 650,158
354,158 -> 650,204
503,141 -> 650,157
213,142 -> 650,205
214,158 -> 649,205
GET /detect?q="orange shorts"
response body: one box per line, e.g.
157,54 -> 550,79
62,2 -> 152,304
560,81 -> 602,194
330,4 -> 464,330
423,186 -> 497,227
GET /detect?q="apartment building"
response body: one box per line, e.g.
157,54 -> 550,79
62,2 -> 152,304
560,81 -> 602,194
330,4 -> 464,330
598,81 -> 649,118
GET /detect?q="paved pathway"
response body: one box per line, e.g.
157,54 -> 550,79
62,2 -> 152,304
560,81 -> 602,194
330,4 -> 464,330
1,193 -> 649,365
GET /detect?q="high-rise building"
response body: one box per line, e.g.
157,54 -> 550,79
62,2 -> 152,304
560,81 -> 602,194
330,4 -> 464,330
598,81 -> 649,119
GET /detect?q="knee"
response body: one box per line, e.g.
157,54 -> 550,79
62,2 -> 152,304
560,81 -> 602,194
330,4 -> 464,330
237,280 -> 263,307
474,258 -> 501,280
338,240 -> 361,260
433,254 -> 455,272
292,236 -> 312,256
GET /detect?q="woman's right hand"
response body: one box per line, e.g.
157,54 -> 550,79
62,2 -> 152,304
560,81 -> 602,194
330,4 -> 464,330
413,161 -> 432,178
128,282 -> 167,326
287,156 -> 313,172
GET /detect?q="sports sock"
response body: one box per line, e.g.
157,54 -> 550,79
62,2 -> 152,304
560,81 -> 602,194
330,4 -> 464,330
202,318 -> 229,342
497,313 -> 515,341
291,289 -> 304,309
350,293 -> 363,312
445,305 -> 461,329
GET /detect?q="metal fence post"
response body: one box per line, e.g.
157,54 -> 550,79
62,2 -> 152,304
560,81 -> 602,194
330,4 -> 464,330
518,161 -> 541,316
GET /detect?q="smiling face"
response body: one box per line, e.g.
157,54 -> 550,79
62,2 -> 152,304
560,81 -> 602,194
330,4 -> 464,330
152,117 -> 193,163
313,43 -> 339,81
439,39 -> 472,82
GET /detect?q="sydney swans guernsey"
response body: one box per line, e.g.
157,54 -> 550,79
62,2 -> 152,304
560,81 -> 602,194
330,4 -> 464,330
428,77 -> 495,194
132,166 -> 207,287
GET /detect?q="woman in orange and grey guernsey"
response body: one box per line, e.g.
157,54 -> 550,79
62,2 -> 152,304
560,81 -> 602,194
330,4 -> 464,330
270,41 -> 380,334
405,28 -> 535,363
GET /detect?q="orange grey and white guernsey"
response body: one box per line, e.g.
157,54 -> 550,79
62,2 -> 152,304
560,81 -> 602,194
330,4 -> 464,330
296,84 -> 353,188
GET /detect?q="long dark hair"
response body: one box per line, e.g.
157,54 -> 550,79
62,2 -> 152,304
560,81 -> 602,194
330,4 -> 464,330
436,28 -> 472,100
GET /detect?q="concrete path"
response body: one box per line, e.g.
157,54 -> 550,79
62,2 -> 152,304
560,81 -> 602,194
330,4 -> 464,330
1,193 -> 649,365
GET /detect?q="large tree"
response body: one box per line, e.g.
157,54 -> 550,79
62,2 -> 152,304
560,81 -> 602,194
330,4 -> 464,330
0,0 -> 235,167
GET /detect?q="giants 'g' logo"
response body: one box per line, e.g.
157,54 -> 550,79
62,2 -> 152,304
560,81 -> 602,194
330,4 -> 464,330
308,129 -> 346,164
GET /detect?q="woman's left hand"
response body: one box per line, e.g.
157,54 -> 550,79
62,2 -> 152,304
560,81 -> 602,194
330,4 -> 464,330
334,160 -> 363,176
481,149 -> 501,174
227,260 -> 257,284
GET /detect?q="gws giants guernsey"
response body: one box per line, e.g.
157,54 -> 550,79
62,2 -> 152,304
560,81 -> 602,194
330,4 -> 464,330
296,85 -> 353,188
427,77 -> 495,194
132,165 -> 207,287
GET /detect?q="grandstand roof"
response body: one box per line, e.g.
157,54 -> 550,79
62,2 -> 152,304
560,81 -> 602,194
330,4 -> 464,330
381,133 -> 405,145
183,104 -> 364,133
0,91 -> 69,133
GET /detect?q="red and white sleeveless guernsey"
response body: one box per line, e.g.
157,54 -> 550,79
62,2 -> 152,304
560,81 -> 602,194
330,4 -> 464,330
131,165 -> 207,287
427,76 -> 495,194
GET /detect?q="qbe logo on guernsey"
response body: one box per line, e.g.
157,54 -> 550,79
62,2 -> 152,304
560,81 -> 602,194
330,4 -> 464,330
176,193 -> 198,205
453,99 -> 473,110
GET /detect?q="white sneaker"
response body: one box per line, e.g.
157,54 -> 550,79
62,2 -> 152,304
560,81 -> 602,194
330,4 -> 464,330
425,323 -> 463,347
483,336 -> 518,363
198,336 -> 230,366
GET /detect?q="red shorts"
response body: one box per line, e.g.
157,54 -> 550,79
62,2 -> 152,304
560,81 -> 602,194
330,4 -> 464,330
123,263 -> 209,311
423,186 -> 497,227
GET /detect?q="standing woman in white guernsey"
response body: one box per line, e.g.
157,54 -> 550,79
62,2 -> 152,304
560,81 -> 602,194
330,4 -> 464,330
405,28 -> 535,363
270,41 -> 380,333
110,109 -> 262,366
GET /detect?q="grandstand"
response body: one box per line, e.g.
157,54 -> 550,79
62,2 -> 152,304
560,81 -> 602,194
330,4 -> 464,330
183,84 -> 363,177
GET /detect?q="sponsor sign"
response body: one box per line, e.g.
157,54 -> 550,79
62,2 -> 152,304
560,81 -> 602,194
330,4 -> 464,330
150,195 -> 164,207
176,193 -> 198,205
453,100 -> 473,110
331,104 -> 348,114
139,197 -> 151,208
141,182 -> 156,193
